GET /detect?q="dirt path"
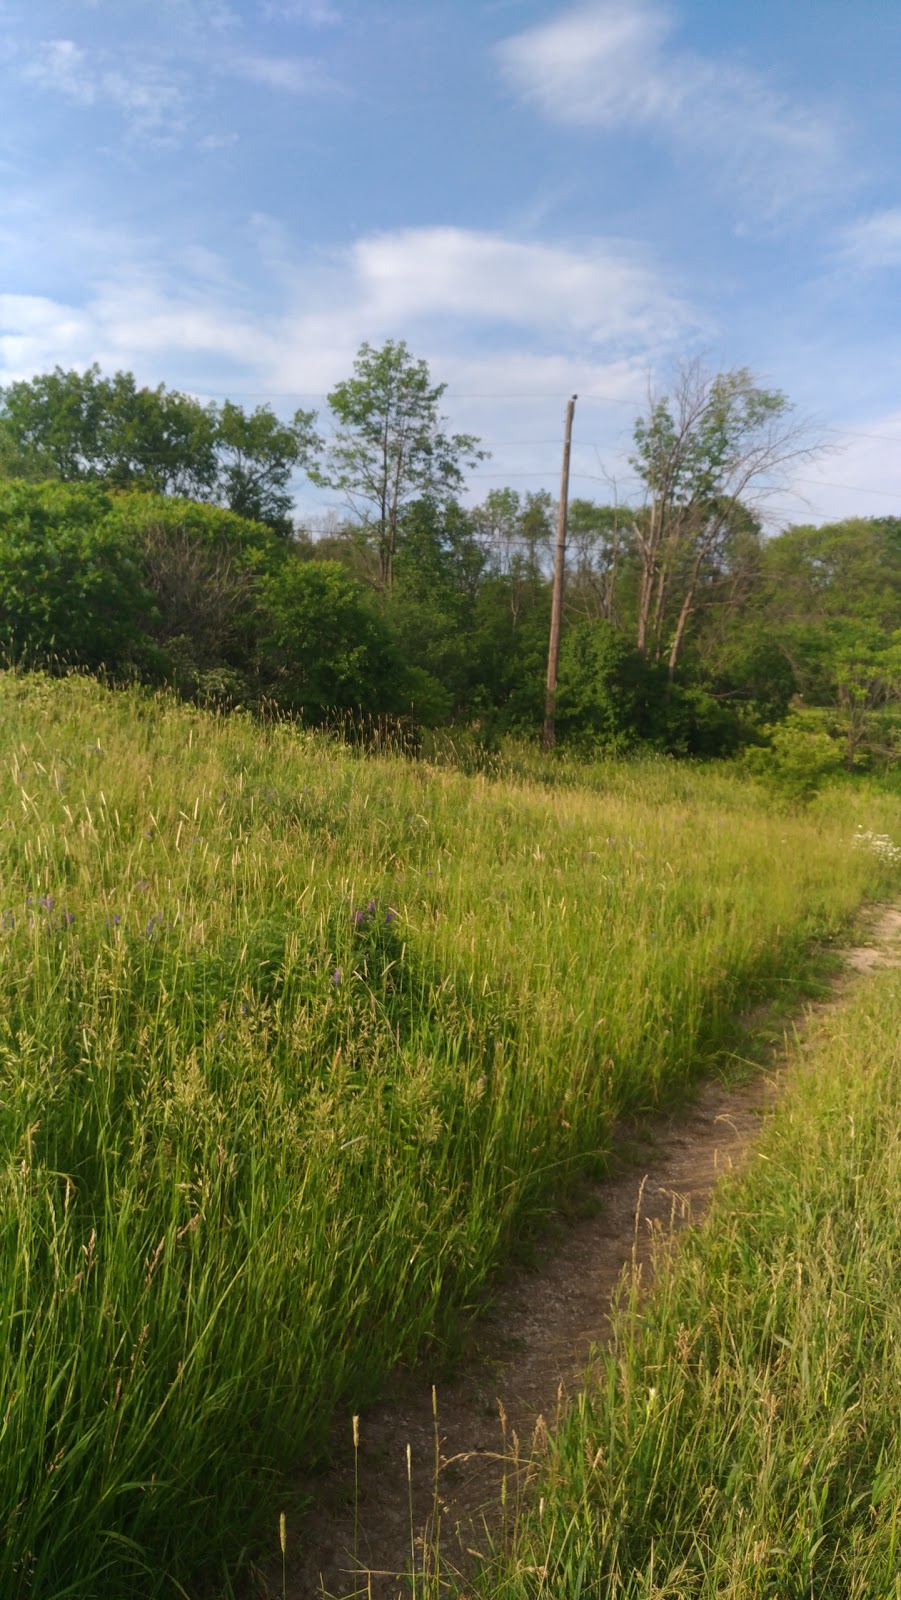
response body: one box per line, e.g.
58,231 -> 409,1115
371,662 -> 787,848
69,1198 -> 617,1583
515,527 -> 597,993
268,906 -> 901,1600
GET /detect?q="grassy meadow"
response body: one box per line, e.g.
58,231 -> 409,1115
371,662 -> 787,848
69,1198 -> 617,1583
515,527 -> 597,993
0,671 -> 899,1597
460,969 -> 901,1600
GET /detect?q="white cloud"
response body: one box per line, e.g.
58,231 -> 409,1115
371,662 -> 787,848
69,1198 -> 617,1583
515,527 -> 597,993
840,209 -> 901,271
262,0 -> 341,23
344,227 -> 690,346
0,276 -> 274,385
198,131 -> 239,151
785,414 -> 901,524
22,39 -> 95,103
21,38 -> 186,136
497,1 -> 843,215
224,51 -> 336,93
0,224 -> 694,501
3,225 -> 898,527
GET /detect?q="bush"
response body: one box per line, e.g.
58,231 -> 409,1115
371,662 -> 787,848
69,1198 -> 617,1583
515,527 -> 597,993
744,710 -> 845,802
0,481 -> 154,673
258,559 -> 406,715
555,620 -> 654,752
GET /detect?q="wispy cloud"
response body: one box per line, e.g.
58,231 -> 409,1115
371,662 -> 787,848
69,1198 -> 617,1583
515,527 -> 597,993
22,39 -> 95,103
224,51 -> 336,94
197,131 -> 239,151
3,218 -> 897,525
496,1 -> 844,215
343,226 -> 692,348
21,38 -> 187,136
261,0 -> 341,23
839,209 -> 901,271
0,222 -> 695,396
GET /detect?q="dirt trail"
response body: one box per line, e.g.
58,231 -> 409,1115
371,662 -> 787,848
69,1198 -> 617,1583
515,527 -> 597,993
270,905 -> 901,1600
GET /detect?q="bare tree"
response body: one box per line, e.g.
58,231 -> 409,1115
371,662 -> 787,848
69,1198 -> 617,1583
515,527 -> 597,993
630,361 -> 826,679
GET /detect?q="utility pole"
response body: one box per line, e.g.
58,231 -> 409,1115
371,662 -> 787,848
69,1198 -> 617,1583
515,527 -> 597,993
543,393 -> 577,751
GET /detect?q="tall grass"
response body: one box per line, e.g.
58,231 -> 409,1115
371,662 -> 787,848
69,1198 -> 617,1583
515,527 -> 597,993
0,671 -> 898,1596
461,967 -> 901,1599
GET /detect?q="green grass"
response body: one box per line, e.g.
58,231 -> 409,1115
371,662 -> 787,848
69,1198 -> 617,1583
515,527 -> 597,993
0,671 -> 899,1597
458,972 -> 901,1600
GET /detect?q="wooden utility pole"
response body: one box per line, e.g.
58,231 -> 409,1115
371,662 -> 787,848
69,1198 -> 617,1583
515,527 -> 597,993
542,393 -> 577,751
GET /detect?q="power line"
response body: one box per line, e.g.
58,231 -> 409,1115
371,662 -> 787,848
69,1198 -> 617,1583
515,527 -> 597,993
793,476 -> 901,499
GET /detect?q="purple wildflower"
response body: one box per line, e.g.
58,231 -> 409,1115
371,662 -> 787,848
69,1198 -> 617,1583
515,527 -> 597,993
385,909 -> 397,926
39,894 -> 55,913
331,967 -> 343,986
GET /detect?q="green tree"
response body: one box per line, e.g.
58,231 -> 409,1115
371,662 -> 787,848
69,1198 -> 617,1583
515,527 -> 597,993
258,559 -> 405,715
387,497 -> 485,716
0,366 -> 219,495
107,494 -> 286,699
313,341 -> 485,592
556,619 -> 657,751
0,481 -> 154,673
215,400 -> 320,536
629,363 -> 821,678
0,367 -> 319,534
566,500 -> 623,624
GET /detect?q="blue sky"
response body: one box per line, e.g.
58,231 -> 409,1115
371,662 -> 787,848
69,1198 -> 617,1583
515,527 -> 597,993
2,0 -> 900,526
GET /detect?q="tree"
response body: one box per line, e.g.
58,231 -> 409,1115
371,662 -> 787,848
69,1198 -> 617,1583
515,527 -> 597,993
0,367 -> 319,535
313,341 -> 485,592
215,400 -> 320,536
258,560 -> 404,715
108,495 -> 284,698
0,481 -> 154,673
629,363 -> 823,679
566,500 -> 623,624
472,488 -> 553,628
0,366 -> 219,496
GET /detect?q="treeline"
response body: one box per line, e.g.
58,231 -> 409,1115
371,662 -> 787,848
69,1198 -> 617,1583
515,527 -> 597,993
1,346 -> 899,781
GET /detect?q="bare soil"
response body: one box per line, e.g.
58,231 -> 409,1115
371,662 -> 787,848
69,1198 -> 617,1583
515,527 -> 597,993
263,905 -> 901,1600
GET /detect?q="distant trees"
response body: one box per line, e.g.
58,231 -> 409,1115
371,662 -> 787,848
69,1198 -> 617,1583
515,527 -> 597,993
2,346 -> 899,774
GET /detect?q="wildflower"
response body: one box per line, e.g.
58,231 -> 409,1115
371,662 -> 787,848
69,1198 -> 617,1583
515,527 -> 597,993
105,914 -> 122,930
385,909 -> 396,925
367,899 -> 376,915
354,909 -> 365,927
331,968 -> 343,986
38,894 -> 55,913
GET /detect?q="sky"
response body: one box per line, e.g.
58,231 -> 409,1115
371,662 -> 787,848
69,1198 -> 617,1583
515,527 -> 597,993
1,0 -> 900,527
